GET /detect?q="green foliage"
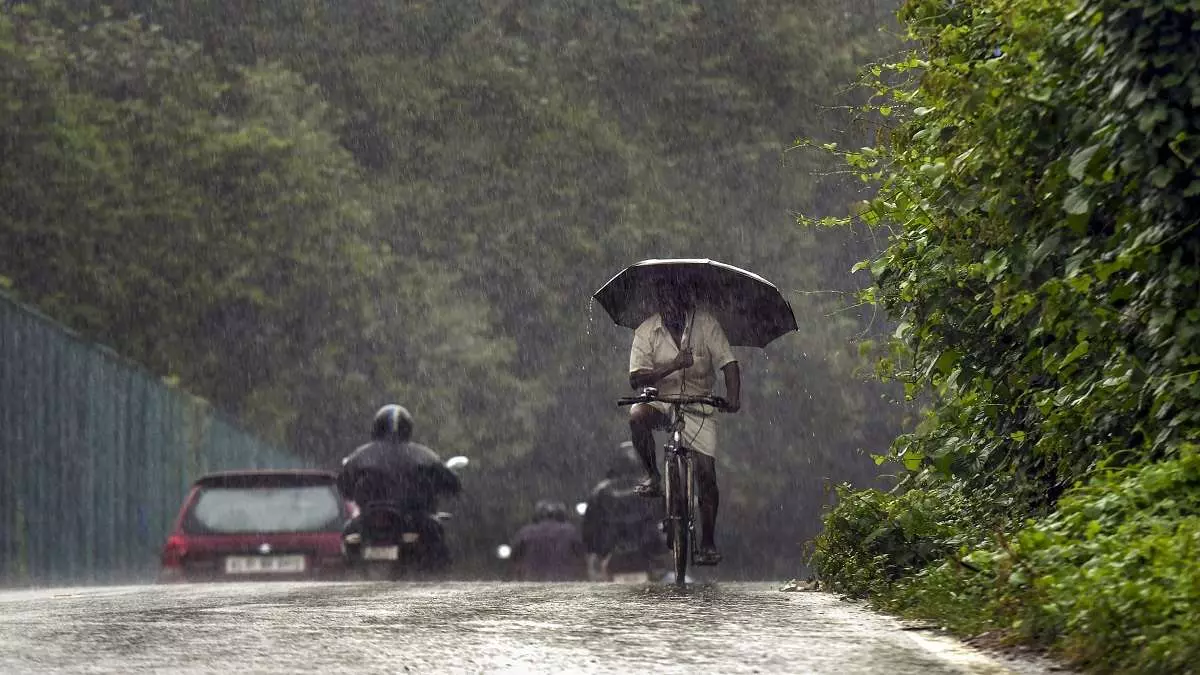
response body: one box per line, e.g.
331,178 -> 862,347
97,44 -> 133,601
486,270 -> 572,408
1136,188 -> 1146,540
817,0 -> 1200,504
836,448 -> 1200,673
810,481 -> 995,597
0,3 -> 540,464
0,5 -> 362,377
810,0 -> 1200,668
1009,447 -> 1200,672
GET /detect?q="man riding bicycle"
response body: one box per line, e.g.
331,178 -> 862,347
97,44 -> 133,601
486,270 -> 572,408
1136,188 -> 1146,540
627,280 -> 740,566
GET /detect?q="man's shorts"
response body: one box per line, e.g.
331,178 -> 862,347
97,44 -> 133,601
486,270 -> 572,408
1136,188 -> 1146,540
643,402 -> 719,458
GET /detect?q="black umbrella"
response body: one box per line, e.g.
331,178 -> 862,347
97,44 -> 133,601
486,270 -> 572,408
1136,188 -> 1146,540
592,258 -> 798,348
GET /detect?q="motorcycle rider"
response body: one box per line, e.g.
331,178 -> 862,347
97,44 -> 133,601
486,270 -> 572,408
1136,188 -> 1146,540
581,442 -> 667,581
508,500 -> 587,581
337,404 -> 461,569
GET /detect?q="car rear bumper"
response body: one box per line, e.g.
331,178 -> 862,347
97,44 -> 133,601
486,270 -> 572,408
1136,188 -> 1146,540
158,569 -> 348,583
159,559 -> 349,583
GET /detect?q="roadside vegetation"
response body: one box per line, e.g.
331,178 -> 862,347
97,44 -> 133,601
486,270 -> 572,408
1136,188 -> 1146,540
808,0 -> 1200,671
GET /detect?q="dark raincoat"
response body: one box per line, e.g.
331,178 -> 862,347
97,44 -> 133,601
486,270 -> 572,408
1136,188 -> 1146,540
336,441 -> 461,513
582,477 -> 664,559
511,520 -> 587,582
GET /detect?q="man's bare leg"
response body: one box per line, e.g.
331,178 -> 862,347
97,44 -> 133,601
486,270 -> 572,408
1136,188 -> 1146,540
629,404 -> 666,497
694,452 -> 721,565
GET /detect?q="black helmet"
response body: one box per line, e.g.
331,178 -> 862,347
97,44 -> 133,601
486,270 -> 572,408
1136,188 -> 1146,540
371,404 -> 413,442
534,499 -> 568,522
607,441 -> 642,479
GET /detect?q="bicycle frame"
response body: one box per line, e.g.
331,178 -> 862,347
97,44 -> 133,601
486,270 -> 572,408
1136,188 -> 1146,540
618,388 -> 724,586
661,406 -> 697,586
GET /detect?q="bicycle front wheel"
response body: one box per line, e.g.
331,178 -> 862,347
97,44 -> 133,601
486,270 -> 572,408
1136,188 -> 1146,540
665,454 -> 688,586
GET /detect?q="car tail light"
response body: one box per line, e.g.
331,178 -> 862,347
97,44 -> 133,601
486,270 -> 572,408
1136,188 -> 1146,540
161,534 -> 188,568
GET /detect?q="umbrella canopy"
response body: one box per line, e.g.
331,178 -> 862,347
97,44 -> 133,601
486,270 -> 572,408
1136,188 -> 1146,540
592,258 -> 797,348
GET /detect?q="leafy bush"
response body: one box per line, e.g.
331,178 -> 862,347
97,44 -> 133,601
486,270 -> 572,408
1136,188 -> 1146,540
811,480 -> 1000,597
807,0 -> 1200,669
809,0 -> 1200,503
1010,447 -> 1200,672
818,448 -> 1200,672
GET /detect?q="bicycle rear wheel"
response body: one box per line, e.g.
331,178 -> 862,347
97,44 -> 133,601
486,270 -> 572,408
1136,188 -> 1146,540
665,454 -> 688,586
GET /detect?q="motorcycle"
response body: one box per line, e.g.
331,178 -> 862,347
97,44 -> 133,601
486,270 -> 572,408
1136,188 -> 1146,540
342,455 -> 468,580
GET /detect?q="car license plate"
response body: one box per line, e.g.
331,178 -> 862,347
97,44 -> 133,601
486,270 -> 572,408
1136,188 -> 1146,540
362,545 -> 399,561
224,555 -> 306,574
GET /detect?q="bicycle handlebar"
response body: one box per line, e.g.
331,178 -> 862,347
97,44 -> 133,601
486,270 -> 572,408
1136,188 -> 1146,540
617,390 -> 728,410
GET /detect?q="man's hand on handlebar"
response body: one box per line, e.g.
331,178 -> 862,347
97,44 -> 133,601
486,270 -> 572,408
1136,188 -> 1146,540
706,395 -> 739,413
617,389 -> 732,411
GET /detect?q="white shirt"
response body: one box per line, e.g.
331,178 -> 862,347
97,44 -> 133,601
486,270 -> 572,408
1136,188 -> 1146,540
628,308 -> 737,397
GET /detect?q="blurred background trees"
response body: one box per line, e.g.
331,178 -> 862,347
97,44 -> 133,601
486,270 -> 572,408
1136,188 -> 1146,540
0,0 -> 900,577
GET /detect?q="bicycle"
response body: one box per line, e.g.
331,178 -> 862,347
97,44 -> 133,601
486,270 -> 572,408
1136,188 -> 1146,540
617,386 -> 727,587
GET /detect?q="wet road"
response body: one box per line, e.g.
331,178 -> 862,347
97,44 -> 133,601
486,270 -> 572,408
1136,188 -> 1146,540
0,582 -> 1051,674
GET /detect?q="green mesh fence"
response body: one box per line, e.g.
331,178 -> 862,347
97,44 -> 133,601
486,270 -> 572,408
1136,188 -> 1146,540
0,294 -> 305,586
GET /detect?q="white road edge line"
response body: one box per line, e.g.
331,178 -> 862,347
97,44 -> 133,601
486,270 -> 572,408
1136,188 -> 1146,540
904,629 -> 1018,675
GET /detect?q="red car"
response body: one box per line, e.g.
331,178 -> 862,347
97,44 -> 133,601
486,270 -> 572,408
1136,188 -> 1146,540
159,469 -> 354,582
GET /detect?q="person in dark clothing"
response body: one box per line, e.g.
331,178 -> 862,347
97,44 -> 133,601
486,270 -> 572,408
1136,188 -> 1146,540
337,404 -> 461,570
337,404 -> 461,512
509,500 -> 587,582
582,442 -> 667,581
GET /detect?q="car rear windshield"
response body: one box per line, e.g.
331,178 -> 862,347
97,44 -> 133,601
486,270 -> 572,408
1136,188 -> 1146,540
185,485 -> 343,534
